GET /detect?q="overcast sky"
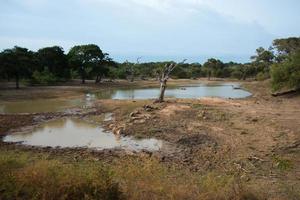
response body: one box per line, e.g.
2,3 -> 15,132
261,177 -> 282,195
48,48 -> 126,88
0,0 -> 299,63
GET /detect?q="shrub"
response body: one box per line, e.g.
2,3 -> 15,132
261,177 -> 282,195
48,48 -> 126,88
256,72 -> 269,81
31,69 -> 58,85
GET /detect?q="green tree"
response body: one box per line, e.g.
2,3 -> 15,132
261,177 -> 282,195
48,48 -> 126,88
68,44 -> 105,84
271,50 -> 300,91
250,47 -> 275,80
0,46 -> 35,89
273,37 -> 300,62
37,46 -> 70,79
203,58 -> 225,80
92,53 -> 116,83
251,47 -> 274,64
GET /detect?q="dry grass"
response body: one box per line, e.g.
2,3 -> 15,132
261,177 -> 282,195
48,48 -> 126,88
0,150 -> 264,200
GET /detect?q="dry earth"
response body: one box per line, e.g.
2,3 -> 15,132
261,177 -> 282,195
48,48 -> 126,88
0,79 -> 299,199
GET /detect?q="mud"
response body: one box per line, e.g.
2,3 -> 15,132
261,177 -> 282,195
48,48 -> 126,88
0,79 -> 299,199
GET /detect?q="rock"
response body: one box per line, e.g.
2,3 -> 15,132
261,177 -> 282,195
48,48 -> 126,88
252,118 -> 258,122
143,104 -> 156,112
134,119 -> 146,124
241,131 -> 248,135
129,111 -> 141,118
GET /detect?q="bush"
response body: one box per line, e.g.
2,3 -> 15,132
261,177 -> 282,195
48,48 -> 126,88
256,72 -> 269,81
271,50 -> 300,91
31,69 -> 58,85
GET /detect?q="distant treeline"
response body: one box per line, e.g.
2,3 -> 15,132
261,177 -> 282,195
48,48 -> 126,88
0,37 -> 299,91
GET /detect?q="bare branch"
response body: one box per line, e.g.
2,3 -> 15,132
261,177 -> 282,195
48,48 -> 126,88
136,56 -> 142,64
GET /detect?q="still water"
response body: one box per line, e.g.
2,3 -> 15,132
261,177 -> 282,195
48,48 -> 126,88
3,118 -> 163,151
96,84 -> 251,100
0,98 -> 84,114
0,83 -> 251,113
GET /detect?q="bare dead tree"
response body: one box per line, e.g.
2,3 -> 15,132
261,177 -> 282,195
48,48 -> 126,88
128,57 -> 142,82
156,59 -> 186,103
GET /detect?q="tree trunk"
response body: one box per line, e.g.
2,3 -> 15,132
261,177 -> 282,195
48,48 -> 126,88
81,72 -> 85,84
95,74 -> 102,83
15,73 -> 19,89
95,75 -> 100,83
130,74 -> 134,82
158,80 -> 167,102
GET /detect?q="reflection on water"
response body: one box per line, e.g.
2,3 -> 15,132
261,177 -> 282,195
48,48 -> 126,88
3,118 -> 163,151
0,83 -> 251,113
93,83 -> 251,100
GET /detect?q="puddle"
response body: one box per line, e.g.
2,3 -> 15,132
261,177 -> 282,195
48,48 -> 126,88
2,118 -> 163,152
93,83 -> 251,100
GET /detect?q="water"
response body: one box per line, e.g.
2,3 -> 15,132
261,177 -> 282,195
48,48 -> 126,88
93,84 -> 251,100
0,83 -> 251,113
0,98 -> 84,114
3,118 -> 163,151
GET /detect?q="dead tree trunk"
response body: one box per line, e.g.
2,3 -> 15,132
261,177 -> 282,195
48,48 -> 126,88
156,59 -> 186,103
158,79 -> 167,102
127,57 -> 142,82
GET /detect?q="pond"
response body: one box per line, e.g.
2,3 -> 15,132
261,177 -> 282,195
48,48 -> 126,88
2,118 -> 163,152
0,83 -> 251,113
93,83 -> 251,100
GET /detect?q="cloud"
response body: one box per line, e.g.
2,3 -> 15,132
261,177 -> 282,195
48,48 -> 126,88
0,0 -> 298,62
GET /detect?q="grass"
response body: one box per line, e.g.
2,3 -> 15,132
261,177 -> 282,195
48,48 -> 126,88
0,149 -> 264,200
272,156 -> 293,171
0,150 -> 122,200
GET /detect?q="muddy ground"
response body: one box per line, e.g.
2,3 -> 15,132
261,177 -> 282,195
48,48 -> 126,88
0,79 -> 299,199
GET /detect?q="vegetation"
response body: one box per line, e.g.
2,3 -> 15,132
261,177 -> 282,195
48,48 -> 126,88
0,37 -> 299,91
0,149 -> 262,200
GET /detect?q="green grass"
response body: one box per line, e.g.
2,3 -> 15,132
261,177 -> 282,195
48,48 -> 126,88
272,156 -> 293,171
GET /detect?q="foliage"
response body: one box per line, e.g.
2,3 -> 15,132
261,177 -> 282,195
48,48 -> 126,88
273,37 -> 300,62
0,46 -> 36,88
68,44 -> 105,83
0,36 -> 300,89
31,69 -> 58,85
271,50 -> 300,91
37,46 -> 70,79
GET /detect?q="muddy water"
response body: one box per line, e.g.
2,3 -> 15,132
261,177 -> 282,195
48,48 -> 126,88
94,83 -> 251,100
0,83 -> 251,113
3,118 -> 163,151
0,98 -> 84,114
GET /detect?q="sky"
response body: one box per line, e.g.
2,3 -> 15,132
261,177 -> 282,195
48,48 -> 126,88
0,0 -> 300,63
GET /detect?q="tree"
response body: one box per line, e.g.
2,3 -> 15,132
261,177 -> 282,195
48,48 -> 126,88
0,46 -> 34,89
125,57 -> 142,82
68,44 -> 104,84
250,47 -> 275,80
37,46 -> 70,79
273,37 -> 300,62
271,50 -> 300,91
251,47 -> 275,64
156,60 -> 186,103
92,53 -> 116,83
203,58 -> 225,80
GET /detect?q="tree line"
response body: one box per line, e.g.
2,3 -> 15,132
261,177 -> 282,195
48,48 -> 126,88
0,37 -> 299,91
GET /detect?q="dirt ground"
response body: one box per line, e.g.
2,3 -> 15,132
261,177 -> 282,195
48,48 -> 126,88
0,79 -> 299,199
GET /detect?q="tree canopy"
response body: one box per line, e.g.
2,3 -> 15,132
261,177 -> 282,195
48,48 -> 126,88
68,44 -> 105,84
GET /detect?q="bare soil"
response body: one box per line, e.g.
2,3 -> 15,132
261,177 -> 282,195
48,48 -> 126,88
0,79 -> 299,199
